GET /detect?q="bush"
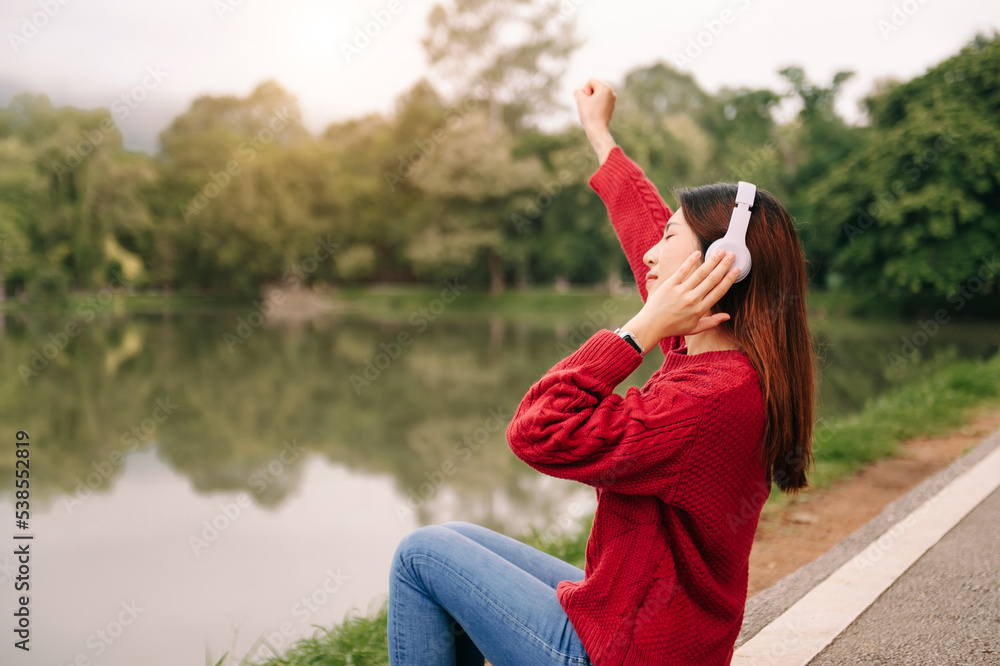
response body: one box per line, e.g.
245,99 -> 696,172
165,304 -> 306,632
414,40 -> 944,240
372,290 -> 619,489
25,264 -> 71,307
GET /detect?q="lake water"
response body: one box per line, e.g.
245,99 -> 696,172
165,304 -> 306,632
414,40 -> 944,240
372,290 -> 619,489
0,306 -> 997,665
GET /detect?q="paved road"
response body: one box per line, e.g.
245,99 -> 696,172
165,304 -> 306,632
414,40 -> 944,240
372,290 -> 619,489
809,484 -> 1000,665
735,425 -> 1000,665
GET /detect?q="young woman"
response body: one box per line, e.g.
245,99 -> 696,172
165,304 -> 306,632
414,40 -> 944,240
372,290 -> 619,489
387,78 -> 816,666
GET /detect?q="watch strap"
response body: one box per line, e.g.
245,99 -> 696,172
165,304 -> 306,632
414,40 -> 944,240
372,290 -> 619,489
614,327 -> 644,355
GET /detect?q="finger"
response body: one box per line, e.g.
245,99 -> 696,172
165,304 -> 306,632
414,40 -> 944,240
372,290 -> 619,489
663,250 -> 702,286
681,248 -> 732,292
691,253 -> 739,304
589,78 -> 611,95
689,312 -> 731,335
700,263 -> 742,308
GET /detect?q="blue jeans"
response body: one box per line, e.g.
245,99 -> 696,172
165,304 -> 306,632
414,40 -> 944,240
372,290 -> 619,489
388,521 -> 593,666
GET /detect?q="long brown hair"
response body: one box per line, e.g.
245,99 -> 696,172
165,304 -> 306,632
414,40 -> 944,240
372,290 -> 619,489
674,183 -> 817,493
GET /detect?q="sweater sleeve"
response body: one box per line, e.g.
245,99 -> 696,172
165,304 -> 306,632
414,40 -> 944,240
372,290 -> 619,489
506,329 -> 703,500
588,146 -> 683,356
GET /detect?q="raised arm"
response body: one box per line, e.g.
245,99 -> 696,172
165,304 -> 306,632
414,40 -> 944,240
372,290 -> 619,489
587,144 -> 674,304
574,79 -> 675,305
575,80 -> 686,356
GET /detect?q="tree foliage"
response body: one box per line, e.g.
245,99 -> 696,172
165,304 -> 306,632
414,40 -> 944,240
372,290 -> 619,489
803,33 -> 1000,302
1,25 -> 997,314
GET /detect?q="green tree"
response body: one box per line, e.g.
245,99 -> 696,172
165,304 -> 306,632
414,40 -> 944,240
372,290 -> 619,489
153,81 -> 315,293
805,32 -> 1000,307
422,0 -> 583,133
0,94 -> 152,295
322,80 -> 450,284
0,136 -> 44,299
775,66 -> 862,284
407,110 -> 546,293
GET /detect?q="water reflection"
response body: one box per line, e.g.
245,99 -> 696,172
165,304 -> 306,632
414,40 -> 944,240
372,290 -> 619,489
0,447 -> 446,664
1,311 -> 996,509
0,312 -> 656,520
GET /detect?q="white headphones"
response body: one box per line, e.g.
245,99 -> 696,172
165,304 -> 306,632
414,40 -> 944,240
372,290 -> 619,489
706,181 -> 756,283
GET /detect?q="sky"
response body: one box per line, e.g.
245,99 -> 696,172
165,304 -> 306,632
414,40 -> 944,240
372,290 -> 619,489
1,0 -> 998,154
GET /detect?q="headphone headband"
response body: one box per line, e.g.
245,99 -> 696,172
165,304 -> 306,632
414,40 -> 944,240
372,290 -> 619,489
705,181 -> 756,283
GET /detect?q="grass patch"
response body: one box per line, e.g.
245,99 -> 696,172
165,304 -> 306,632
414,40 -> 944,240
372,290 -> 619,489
520,512 -> 594,572
241,603 -> 392,666
808,350 -> 1000,487
2,280 -> 973,330
325,284 -> 644,324
2,284 -> 887,325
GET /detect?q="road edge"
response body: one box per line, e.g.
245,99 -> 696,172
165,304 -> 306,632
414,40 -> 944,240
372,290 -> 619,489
734,420 -> 1000,652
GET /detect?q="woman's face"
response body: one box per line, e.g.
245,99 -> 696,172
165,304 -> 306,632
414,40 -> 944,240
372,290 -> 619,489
642,208 -> 702,295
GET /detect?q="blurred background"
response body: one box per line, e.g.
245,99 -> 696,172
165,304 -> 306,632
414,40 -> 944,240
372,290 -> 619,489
1,0 -> 999,664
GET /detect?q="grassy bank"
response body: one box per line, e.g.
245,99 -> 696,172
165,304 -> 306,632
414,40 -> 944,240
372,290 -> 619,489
5,276 -> 996,325
215,350 -> 1000,666
1,283 -> 893,323
807,349 -> 1000,487
1,284 -> 645,322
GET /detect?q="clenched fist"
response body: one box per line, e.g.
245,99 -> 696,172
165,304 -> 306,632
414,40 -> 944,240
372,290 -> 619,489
573,78 -> 616,136
573,78 -> 618,165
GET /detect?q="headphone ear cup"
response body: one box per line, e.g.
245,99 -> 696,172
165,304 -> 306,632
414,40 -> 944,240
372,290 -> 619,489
705,239 -> 752,283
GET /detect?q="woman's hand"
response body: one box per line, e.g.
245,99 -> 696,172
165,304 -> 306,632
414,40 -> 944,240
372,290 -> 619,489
574,78 -> 615,134
573,78 -> 617,164
621,250 -> 740,353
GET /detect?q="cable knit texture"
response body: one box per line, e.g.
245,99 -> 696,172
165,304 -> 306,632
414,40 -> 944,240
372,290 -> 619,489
506,146 -> 769,665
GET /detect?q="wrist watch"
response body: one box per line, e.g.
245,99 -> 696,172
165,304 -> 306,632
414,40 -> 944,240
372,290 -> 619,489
614,328 -> 644,355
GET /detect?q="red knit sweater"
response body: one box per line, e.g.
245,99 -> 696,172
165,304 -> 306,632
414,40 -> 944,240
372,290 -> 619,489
506,146 -> 770,665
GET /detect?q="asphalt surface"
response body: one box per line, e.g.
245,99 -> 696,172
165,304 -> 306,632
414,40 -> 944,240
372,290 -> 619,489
808,484 -> 1000,665
735,424 -> 1000,665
